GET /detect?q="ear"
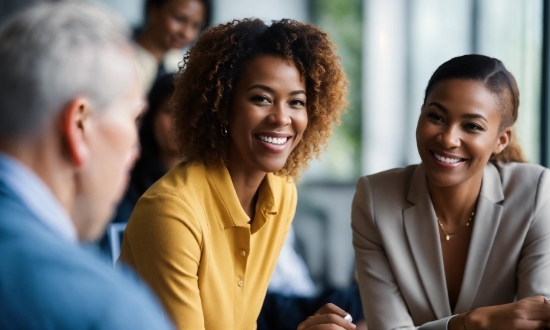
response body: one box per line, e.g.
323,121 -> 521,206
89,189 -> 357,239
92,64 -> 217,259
494,126 -> 512,154
62,98 -> 91,168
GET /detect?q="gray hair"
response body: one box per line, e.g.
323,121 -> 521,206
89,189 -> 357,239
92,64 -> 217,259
0,0 -> 132,138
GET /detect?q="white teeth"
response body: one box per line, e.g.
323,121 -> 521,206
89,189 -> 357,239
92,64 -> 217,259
259,135 -> 287,145
434,153 -> 461,164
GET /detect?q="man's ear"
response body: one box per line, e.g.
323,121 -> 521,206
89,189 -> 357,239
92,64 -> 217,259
62,98 -> 91,168
494,126 -> 512,154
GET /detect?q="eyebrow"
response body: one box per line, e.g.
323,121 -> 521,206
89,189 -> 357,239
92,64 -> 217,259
426,101 -> 488,123
246,84 -> 306,96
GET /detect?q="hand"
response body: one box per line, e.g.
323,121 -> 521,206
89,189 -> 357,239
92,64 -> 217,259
297,303 -> 356,330
455,296 -> 550,330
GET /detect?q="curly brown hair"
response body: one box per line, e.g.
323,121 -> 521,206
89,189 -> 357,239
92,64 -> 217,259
172,18 -> 348,178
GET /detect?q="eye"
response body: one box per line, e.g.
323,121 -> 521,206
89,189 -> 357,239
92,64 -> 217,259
289,98 -> 306,108
427,112 -> 444,123
250,95 -> 271,104
464,122 -> 485,132
172,14 -> 188,24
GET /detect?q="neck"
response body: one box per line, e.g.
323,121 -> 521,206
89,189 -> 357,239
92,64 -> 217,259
427,173 -> 482,227
159,151 -> 180,170
137,32 -> 164,63
0,133 -> 76,220
226,165 -> 266,220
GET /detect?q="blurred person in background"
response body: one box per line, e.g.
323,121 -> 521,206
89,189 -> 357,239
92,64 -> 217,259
118,18 -> 354,329
111,73 -> 178,225
99,74 -> 178,258
353,54 -> 550,329
0,2 -> 172,329
134,0 -> 211,94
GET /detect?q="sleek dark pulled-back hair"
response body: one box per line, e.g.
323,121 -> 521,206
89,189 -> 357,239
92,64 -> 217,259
423,54 -> 525,163
144,0 -> 211,28
172,18 -> 348,178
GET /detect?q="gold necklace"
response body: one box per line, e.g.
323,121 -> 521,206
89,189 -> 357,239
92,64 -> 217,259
437,211 -> 475,241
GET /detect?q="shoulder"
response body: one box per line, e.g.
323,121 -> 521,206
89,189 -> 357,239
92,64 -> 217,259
0,226 -> 169,329
493,161 -> 547,183
356,164 -> 419,200
145,162 -> 206,197
492,162 -> 548,195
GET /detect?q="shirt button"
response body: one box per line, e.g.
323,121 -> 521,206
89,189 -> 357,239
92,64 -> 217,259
240,249 -> 247,257
238,280 -> 244,287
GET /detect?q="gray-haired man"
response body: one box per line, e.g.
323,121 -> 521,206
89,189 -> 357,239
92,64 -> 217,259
0,1 -> 173,329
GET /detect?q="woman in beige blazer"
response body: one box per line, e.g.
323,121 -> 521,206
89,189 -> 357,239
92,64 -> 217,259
352,54 -> 550,329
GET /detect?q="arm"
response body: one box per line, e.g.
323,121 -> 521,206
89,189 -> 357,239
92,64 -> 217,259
517,169 -> 550,299
448,168 -> 550,330
351,176 -> 421,329
120,193 -> 205,329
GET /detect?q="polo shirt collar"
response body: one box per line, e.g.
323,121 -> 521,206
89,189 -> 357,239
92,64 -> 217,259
207,164 -> 278,233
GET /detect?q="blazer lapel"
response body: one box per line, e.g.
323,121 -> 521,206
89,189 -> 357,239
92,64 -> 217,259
454,162 -> 504,313
403,164 -> 452,318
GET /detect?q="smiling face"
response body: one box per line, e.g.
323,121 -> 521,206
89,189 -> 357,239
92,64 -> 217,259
149,0 -> 205,51
416,79 -> 511,189
226,55 -> 308,176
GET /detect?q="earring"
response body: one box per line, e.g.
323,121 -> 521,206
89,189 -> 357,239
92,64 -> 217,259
220,123 -> 228,137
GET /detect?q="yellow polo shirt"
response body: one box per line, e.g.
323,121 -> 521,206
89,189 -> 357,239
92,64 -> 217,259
118,162 -> 296,329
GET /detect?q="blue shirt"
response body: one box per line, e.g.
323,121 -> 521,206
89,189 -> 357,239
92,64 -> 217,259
0,152 -> 76,242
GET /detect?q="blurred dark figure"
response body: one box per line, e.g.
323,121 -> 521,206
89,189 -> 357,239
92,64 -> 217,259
99,74 -> 178,259
114,73 -> 179,224
134,0 -> 211,94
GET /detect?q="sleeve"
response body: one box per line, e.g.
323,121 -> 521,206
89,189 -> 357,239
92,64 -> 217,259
119,192 -> 205,330
517,168 -> 550,299
351,176 -> 450,330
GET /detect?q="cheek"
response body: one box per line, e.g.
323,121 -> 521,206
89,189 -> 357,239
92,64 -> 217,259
154,114 -> 173,146
294,111 -> 308,139
415,120 -> 436,144
166,18 -> 182,34
105,118 -> 139,170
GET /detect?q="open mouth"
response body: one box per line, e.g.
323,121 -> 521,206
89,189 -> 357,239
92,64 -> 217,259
257,135 -> 289,146
432,151 -> 465,164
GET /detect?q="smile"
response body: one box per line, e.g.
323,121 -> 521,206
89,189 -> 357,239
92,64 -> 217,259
258,135 -> 288,145
432,151 -> 465,164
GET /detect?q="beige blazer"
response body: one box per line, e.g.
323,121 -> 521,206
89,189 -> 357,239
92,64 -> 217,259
352,162 -> 550,330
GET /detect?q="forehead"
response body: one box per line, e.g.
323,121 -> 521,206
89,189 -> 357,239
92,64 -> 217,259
426,79 -> 500,115
97,47 -> 143,113
237,55 -> 305,89
162,0 -> 204,13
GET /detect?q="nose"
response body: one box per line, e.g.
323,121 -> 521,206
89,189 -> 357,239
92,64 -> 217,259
267,103 -> 291,126
436,125 -> 461,149
180,24 -> 198,43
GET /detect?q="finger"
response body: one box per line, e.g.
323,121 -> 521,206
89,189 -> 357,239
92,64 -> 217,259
313,303 -> 348,318
523,295 -> 547,304
297,313 -> 356,330
514,319 -> 546,329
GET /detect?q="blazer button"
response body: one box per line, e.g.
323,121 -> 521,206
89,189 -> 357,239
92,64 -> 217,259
238,280 -> 244,287
240,249 -> 247,257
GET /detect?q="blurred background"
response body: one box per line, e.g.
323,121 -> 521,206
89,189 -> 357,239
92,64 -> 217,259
1,0 -> 548,291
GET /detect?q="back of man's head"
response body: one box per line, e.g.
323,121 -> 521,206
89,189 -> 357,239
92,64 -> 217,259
0,1 -> 144,241
0,1 -> 132,139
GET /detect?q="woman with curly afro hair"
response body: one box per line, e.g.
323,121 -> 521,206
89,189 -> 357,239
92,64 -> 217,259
118,18 -> 351,329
